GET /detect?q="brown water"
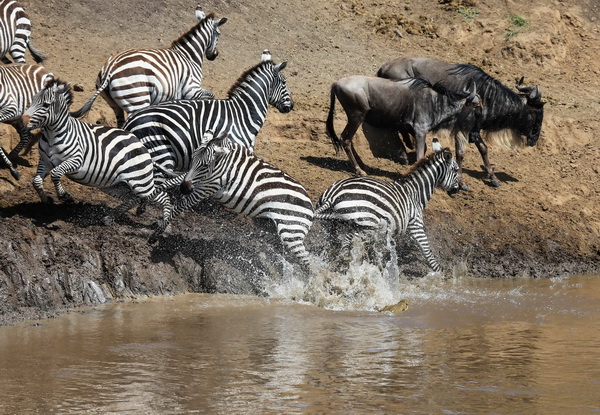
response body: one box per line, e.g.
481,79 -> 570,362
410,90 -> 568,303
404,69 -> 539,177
1,275 -> 599,414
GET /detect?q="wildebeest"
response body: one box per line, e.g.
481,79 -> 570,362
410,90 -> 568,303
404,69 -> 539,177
378,56 -> 545,187
326,75 -> 480,177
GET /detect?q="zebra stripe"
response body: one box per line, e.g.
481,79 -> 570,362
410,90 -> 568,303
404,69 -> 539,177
22,79 -> 172,227
122,51 -> 293,185
315,149 -> 460,273
0,64 -> 53,164
153,131 -> 313,267
72,8 -> 227,127
0,0 -> 44,64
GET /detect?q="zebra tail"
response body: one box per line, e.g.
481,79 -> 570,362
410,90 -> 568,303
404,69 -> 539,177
69,70 -> 112,118
313,199 -> 333,218
325,86 -> 342,155
27,42 -> 45,63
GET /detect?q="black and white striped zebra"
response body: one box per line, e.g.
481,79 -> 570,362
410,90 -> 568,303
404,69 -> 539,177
0,0 -> 45,64
22,79 -> 172,226
0,63 -> 54,179
152,131 -> 314,267
72,7 -> 227,127
122,50 -> 293,183
314,148 -> 460,273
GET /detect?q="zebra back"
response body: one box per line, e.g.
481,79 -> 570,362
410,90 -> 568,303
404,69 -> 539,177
0,0 -> 44,63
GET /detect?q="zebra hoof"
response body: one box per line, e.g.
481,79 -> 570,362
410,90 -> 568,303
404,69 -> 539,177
489,179 -> 501,188
459,183 -> 470,192
60,194 -> 75,203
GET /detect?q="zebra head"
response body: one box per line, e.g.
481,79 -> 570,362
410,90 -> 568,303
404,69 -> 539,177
180,130 -> 232,195
263,57 -> 294,114
202,13 -> 228,61
436,148 -> 460,195
23,79 -> 73,130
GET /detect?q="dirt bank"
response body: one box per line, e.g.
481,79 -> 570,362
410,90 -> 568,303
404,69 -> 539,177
1,0 -> 599,324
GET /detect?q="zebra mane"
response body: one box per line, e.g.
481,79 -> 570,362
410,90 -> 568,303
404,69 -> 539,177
170,12 -> 217,48
226,61 -> 272,97
399,148 -> 451,181
44,78 -> 74,107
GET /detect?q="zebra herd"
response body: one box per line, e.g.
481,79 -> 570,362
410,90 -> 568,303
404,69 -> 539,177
0,3 -> 467,276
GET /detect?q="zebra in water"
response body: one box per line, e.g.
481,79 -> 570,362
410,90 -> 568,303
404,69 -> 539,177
22,79 -> 172,227
122,50 -> 293,183
71,6 -> 227,127
0,63 -> 54,179
151,131 -> 314,268
314,148 -> 460,273
0,0 -> 45,64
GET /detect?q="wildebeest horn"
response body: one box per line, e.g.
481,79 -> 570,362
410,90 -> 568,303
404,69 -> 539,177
516,77 -> 542,102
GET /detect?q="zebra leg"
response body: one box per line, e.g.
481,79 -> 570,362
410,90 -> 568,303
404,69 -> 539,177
0,147 -> 20,180
49,160 -> 82,203
8,120 -> 34,165
32,162 -> 52,203
101,91 -> 127,128
276,223 -> 311,268
407,220 -> 442,274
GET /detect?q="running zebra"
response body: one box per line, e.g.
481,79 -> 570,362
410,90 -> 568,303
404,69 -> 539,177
22,79 -> 172,226
152,131 -> 314,267
0,63 -> 54,178
72,7 -> 228,127
0,0 -> 45,64
122,50 -> 293,182
315,148 -> 460,273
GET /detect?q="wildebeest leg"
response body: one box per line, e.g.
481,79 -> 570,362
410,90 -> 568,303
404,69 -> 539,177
398,132 -> 410,165
414,131 -> 427,161
473,139 -> 500,187
340,116 -> 367,176
454,134 -> 469,191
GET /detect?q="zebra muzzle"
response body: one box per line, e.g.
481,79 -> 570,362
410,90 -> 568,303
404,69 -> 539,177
180,179 -> 194,195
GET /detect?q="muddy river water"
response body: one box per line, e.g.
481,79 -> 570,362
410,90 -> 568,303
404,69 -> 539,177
1,274 -> 599,414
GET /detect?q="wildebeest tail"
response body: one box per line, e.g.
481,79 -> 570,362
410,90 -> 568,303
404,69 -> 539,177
27,42 -> 45,63
326,86 -> 343,155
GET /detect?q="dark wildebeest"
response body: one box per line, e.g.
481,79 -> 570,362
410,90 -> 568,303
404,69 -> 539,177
377,56 -> 545,188
325,75 -> 480,177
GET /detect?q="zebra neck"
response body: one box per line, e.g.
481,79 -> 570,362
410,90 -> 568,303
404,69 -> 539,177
230,84 -> 270,128
171,27 -> 208,63
400,167 -> 439,208
40,114 -> 76,141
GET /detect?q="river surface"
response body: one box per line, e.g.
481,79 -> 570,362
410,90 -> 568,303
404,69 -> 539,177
1,274 -> 599,414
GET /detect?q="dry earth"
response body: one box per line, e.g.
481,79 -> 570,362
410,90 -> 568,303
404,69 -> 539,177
0,0 -> 599,323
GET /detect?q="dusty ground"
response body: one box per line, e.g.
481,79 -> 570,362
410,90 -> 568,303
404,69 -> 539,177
0,0 -> 599,323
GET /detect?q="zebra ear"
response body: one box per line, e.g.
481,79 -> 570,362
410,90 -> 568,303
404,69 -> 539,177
442,149 -> 453,162
217,17 -> 228,26
201,130 -> 215,146
276,61 -> 288,72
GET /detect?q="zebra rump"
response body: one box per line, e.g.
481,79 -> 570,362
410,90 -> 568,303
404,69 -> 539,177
153,131 -> 313,267
0,0 -> 45,64
315,148 -> 460,273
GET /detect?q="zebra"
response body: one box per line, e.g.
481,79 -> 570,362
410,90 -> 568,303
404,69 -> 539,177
151,130 -> 314,268
71,6 -> 228,127
122,49 -> 293,184
0,0 -> 45,64
22,79 -> 172,227
314,148 -> 460,273
0,63 -> 54,178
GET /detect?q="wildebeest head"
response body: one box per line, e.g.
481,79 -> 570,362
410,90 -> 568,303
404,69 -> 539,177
515,77 -> 545,146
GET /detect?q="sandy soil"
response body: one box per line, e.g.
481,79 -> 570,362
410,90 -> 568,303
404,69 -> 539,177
0,0 -> 598,322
